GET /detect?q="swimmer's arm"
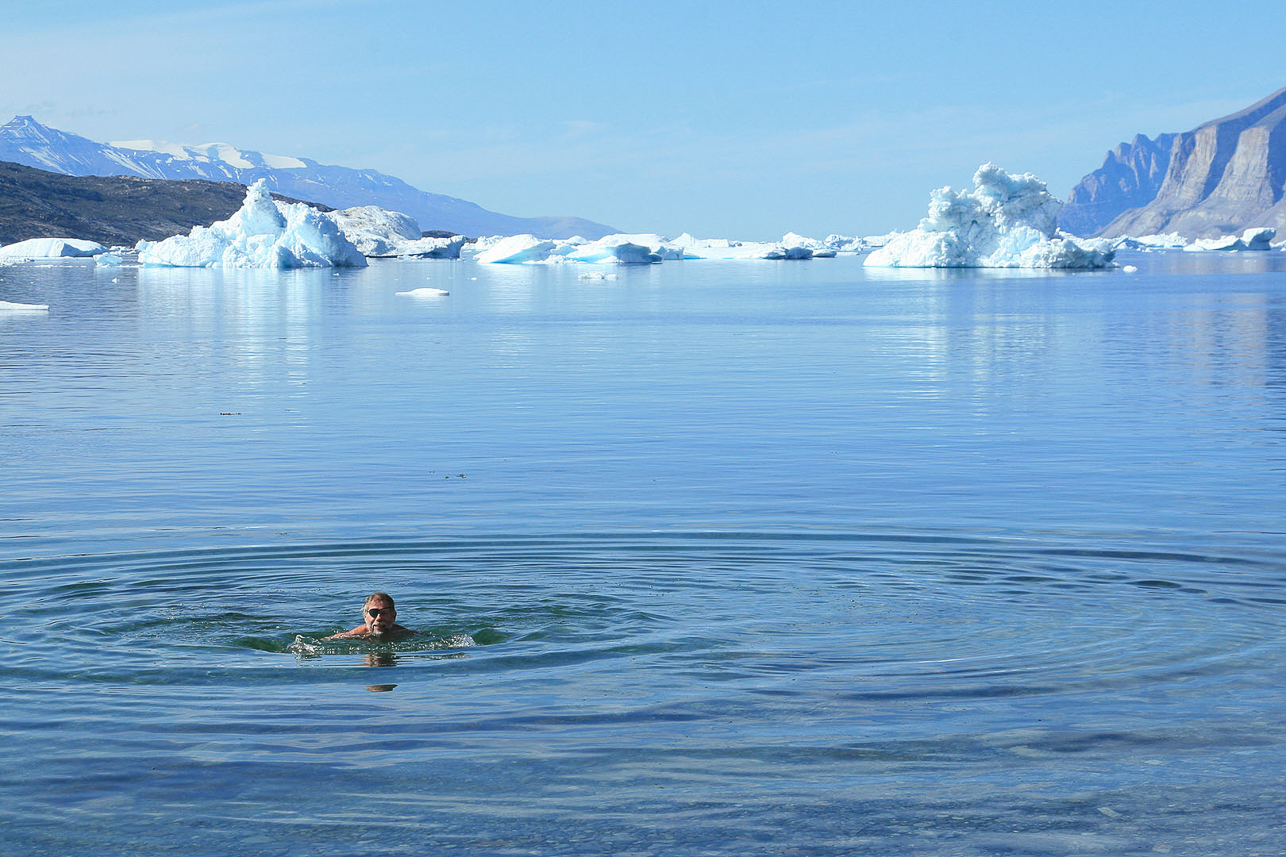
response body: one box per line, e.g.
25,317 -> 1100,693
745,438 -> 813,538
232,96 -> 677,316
324,624 -> 370,640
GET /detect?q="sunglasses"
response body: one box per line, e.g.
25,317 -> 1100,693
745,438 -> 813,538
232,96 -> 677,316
366,607 -> 393,617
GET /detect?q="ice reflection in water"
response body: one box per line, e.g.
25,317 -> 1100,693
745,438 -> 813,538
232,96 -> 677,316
2,253 -> 1286,854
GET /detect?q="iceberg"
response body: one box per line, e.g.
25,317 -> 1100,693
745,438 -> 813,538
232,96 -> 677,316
865,163 -> 1115,269
1112,232 -> 1188,251
395,287 -> 449,297
1183,226 -> 1276,252
391,235 -> 466,259
564,233 -> 671,264
327,206 -> 466,259
0,237 -> 105,259
474,234 -> 560,264
137,179 -> 367,268
330,205 -> 422,256
666,233 -> 818,261
0,299 -> 49,311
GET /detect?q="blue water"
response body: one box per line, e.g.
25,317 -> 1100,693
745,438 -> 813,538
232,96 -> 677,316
2,253 -> 1286,855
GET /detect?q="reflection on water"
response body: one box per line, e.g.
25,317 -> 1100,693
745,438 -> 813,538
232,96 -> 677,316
3,253 -> 1286,854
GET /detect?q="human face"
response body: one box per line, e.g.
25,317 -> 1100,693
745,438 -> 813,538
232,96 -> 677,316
364,600 -> 396,636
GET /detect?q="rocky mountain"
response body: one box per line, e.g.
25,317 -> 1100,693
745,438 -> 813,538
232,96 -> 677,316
1061,86 -> 1286,238
0,160 -> 295,246
0,116 -> 615,239
1059,133 -> 1177,236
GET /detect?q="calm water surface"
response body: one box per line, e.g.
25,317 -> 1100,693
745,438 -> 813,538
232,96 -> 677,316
2,253 -> 1285,855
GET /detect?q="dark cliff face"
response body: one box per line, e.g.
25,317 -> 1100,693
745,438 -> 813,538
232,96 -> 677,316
1062,86 -> 1286,239
0,161 -> 285,246
1059,133 -> 1176,236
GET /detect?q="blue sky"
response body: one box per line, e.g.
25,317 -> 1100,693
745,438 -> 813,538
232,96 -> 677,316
3,0 -> 1285,239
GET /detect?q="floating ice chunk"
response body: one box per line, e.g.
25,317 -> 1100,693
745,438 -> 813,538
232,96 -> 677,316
1113,232 -> 1187,251
663,234 -> 799,261
395,287 -> 449,297
1185,236 -> 1240,252
822,234 -> 868,253
578,271 -> 618,280
331,205 -> 422,256
565,234 -> 664,265
393,235 -> 466,259
1185,226 -> 1277,252
327,207 -> 465,258
0,300 -> 49,311
1123,265 -> 1139,273
865,163 -> 1115,269
474,234 -> 559,264
1242,227 -> 1275,250
95,253 -> 124,267
137,179 -> 367,268
0,237 -> 106,259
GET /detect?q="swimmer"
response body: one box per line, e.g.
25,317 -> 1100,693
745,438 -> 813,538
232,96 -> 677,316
326,592 -> 413,640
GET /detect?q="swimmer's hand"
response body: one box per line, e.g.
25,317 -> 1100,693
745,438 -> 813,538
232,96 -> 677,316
324,623 -> 413,641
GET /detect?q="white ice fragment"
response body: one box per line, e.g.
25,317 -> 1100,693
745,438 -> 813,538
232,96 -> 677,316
0,300 -> 49,311
330,205 -> 422,256
1113,232 -> 1187,251
137,179 -> 367,269
1186,226 -> 1277,252
95,253 -> 123,267
0,237 -> 106,259
395,287 -> 449,297
865,163 -> 1115,269
565,234 -> 665,265
474,234 -> 558,264
394,235 -> 466,259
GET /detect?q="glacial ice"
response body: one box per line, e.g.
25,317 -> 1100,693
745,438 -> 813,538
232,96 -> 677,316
1184,227 -> 1277,252
473,234 -> 561,264
328,206 -> 465,258
1112,233 -> 1188,251
864,164 -> 1115,269
0,237 -> 105,259
137,180 -> 367,268
330,206 -> 421,256
0,300 -> 49,311
395,287 -> 450,297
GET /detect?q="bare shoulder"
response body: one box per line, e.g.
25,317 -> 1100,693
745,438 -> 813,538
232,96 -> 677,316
324,624 -> 370,640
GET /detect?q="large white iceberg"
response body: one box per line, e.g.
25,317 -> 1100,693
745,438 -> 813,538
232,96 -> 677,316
137,180 -> 367,268
0,237 -> 106,260
865,164 -> 1115,269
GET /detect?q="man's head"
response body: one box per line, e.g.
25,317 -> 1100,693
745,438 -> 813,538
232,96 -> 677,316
363,592 -> 396,636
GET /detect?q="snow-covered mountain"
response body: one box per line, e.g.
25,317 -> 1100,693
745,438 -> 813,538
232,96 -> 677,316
0,116 -> 614,239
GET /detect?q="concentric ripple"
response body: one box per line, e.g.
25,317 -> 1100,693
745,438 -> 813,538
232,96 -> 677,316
2,530 -> 1281,698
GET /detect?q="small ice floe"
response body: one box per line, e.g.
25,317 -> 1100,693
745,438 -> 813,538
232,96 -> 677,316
474,234 -> 559,264
1122,265 -> 1139,273
396,287 -> 450,297
578,271 -> 618,280
1183,226 -> 1276,253
0,300 -> 49,311
95,253 -> 124,267
0,237 -> 106,260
